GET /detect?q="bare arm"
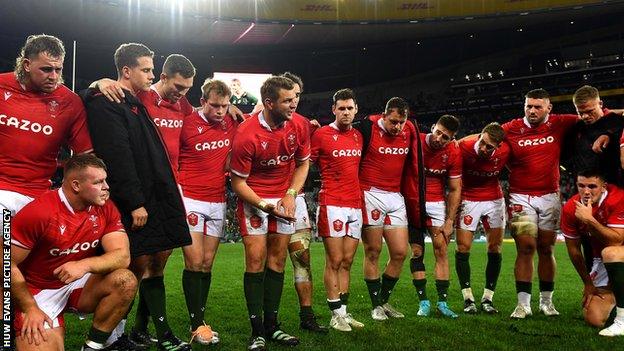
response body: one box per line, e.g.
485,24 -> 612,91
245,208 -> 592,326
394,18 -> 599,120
90,78 -> 126,103
11,245 -> 54,346
564,237 -> 602,307
276,159 -> 310,219
575,200 -> 624,246
53,230 -> 130,284
231,174 -> 295,221
441,177 -> 462,240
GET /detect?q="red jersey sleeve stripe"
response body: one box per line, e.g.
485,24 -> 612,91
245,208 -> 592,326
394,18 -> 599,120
561,232 -> 579,239
296,154 -> 311,162
231,169 -> 250,178
10,239 -> 31,249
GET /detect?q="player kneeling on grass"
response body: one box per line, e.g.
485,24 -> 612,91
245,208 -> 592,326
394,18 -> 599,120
11,154 -> 138,351
311,89 -> 364,331
560,169 -> 624,336
455,123 -> 509,314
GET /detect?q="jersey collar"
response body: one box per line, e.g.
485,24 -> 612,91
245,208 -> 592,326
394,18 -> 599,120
377,117 -> 388,133
330,122 -> 351,131
523,114 -> 550,128
259,111 -> 286,132
58,188 -> 75,214
598,190 -> 608,207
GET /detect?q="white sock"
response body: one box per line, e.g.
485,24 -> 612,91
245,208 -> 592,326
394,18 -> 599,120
482,289 -> 494,302
540,291 -> 553,303
328,299 -> 341,315
616,307 -> 624,322
518,292 -> 531,307
105,319 -> 126,346
85,340 -> 105,350
338,305 -> 347,316
461,288 -> 474,302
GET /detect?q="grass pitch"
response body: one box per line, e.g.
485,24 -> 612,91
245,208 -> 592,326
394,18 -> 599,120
64,242 -> 621,350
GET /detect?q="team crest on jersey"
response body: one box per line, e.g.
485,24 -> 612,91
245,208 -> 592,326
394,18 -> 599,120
187,213 -> 199,226
371,209 -> 381,221
333,219 -> 344,232
47,100 -> 59,117
261,141 -> 268,150
333,135 -> 338,141
4,91 -> 11,101
441,153 -> 448,164
89,215 -> 99,227
249,215 -> 262,229
463,215 -> 473,226
288,134 -> 296,146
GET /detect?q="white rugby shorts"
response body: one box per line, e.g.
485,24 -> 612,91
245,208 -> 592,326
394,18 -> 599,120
14,273 -> 91,333
237,198 -> 296,236
0,189 -> 34,216
508,192 -> 561,232
590,257 -> 609,287
317,204 -> 363,239
295,195 -> 312,231
425,200 -> 446,228
362,188 -> 408,227
457,198 -> 506,232
183,196 -> 227,238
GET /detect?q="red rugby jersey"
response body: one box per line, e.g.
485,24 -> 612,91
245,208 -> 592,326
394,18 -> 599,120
140,87 -> 194,175
0,72 -> 92,197
502,114 -> 577,195
459,136 -> 510,201
560,185 -> 624,258
11,189 -> 124,289
359,114 -> 412,192
422,133 -> 462,202
230,112 -> 310,198
178,111 -> 237,202
310,123 -> 362,208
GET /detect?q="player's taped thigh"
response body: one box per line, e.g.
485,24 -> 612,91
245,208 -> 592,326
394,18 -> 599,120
510,213 -> 538,238
409,225 -> 425,273
290,230 -> 312,283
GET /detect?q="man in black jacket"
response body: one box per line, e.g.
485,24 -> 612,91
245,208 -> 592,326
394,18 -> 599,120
81,43 -> 191,351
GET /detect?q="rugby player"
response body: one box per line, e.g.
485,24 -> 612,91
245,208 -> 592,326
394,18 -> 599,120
281,72 -> 326,333
455,123 -> 509,314
413,115 -> 462,318
178,79 -> 235,345
10,154 -> 137,351
358,97 -> 415,321
504,89 -> 577,319
569,86 -> 624,184
311,89 -> 363,331
238,72 -> 326,332
93,54 -> 197,349
230,76 -> 310,350
561,169 -> 623,330
0,34 -> 92,214
82,43 -> 191,350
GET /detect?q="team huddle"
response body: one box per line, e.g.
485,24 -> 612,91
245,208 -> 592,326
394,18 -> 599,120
3,34 -> 624,351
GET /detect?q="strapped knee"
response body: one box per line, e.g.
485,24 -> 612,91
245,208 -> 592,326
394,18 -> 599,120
290,231 -> 312,283
510,215 -> 538,237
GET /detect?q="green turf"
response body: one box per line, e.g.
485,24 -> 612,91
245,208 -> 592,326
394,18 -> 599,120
64,242 -> 622,350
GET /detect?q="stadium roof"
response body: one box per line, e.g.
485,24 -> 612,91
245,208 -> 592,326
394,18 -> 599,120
2,0 -> 624,49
